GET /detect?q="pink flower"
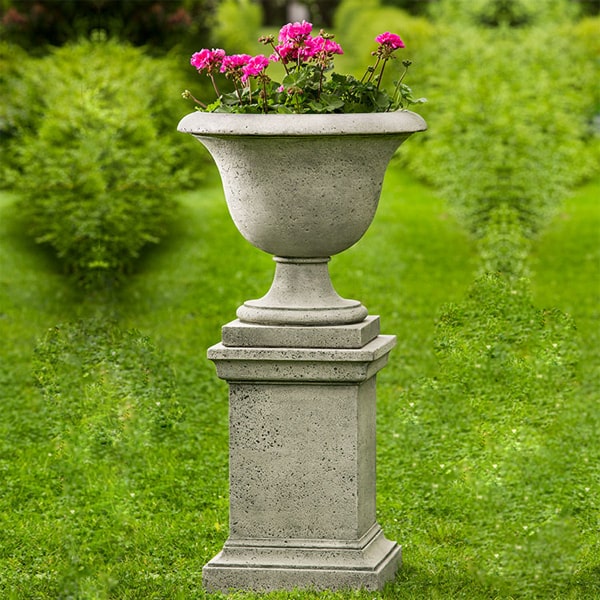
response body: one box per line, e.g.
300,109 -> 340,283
278,20 -> 312,43
375,32 -> 405,50
271,35 -> 343,66
270,42 -> 296,64
220,53 -> 253,75
241,54 -> 270,83
311,36 -> 343,58
190,48 -> 225,72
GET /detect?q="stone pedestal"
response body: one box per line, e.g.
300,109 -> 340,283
203,317 -> 401,592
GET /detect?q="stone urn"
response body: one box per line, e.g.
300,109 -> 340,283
178,110 -> 427,593
177,111 -> 427,326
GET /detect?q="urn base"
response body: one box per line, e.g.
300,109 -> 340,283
237,256 -> 368,326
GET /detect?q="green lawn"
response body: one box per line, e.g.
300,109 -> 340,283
0,170 -> 598,599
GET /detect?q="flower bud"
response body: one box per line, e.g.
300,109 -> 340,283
259,35 -> 274,44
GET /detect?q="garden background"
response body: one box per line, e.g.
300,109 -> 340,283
0,0 -> 599,598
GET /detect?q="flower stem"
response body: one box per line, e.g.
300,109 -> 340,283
182,89 -> 207,109
392,62 -> 411,108
270,41 -> 290,75
318,67 -> 324,98
376,58 -> 387,91
262,78 -> 268,113
365,56 -> 381,83
209,72 -> 220,98
232,78 -> 243,103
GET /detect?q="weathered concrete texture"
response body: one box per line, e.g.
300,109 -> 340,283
204,324 -> 400,592
177,112 -> 427,259
228,378 -> 377,540
236,257 -> 368,326
208,334 -> 395,383
222,315 -> 380,349
203,524 -> 401,592
177,111 -> 427,329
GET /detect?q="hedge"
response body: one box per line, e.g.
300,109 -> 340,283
9,40 -> 204,288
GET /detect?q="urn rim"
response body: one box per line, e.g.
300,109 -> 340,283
177,110 -> 427,137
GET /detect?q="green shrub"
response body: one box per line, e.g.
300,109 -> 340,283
30,319 -> 184,595
428,0 -> 580,26
434,274 -> 579,399
211,0 -> 263,55
0,41 -> 29,188
12,40 -> 190,287
401,0 -> 599,247
334,0 -> 434,84
389,273 -> 582,596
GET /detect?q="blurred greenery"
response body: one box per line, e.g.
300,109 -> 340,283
1,169 -> 598,597
0,0 -> 599,597
6,41 -> 191,287
0,0 -> 215,54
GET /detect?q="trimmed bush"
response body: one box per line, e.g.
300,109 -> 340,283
402,0 -> 599,243
211,0 -> 263,55
30,319 -> 184,594
434,275 -> 579,398
12,40 -> 189,287
427,0 -> 580,26
389,272 -> 586,597
334,0 -> 434,86
0,41 -> 29,188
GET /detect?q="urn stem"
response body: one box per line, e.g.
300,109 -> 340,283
237,257 -> 368,326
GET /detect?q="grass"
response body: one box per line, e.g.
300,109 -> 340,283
0,169 -> 598,599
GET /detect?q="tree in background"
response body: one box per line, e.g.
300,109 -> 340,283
0,0 -> 215,54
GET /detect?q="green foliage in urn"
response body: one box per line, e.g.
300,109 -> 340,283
184,19 -> 425,114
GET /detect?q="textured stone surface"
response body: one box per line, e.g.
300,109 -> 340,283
228,378 -> 376,540
203,524 -> 401,592
177,112 -> 423,590
207,335 -> 396,383
237,257 -> 368,326
185,133 -> 403,258
222,315 -> 380,348
177,111 -> 427,327
205,328 -> 400,592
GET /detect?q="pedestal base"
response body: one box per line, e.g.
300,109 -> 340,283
205,320 -> 399,593
203,524 -> 401,593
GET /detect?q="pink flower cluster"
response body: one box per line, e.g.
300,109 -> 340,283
190,48 -> 225,72
189,22 -> 404,89
191,49 -> 270,83
279,19 -> 313,43
375,32 -> 405,50
240,55 -> 270,83
270,20 -> 343,65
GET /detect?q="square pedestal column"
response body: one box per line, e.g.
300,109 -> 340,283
203,317 -> 400,592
